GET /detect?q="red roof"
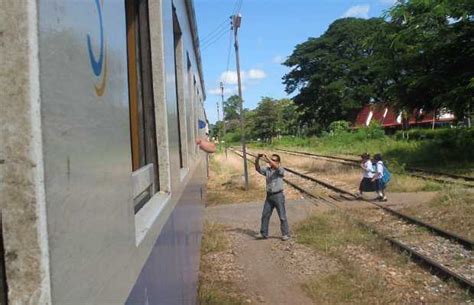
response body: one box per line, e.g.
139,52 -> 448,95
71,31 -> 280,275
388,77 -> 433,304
354,104 -> 372,126
353,104 -> 455,128
382,107 -> 398,126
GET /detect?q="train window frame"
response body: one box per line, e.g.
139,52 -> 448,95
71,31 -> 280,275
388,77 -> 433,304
126,0 -> 204,246
173,7 -> 189,175
126,0 -> 161,215
193,76 -> 198,154
186,53 -> 196,158
126,0 -> 174,246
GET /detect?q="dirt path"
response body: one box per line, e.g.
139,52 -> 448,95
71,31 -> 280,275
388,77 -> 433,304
203,192 -> 452,304
202,151 -> 471,304
205,199 -> 331,304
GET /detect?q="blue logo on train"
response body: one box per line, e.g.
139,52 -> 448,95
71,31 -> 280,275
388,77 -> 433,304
87,0 -> 108,96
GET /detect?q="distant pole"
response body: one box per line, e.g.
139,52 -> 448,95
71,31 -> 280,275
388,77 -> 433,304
232,14 -> 249,190
467,104 -> 471,128
220,81 -> 227,157
216,97 -> 220,144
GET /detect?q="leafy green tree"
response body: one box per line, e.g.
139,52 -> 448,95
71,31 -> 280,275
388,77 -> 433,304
223,95 -> 240,121
253,97 -> 280,142
283,18 -> 388,130
220,95 -> 242,133
276,98 -> 301,136
380,0 -> 474,119
210,121 -> 224,140
244,108 -> 258,140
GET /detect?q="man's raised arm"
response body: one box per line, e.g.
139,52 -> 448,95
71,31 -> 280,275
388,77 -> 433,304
266,158 -> 279,169
255,154 -> 263,174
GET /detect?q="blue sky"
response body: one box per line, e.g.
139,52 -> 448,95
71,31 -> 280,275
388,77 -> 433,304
195,0 -> 397,124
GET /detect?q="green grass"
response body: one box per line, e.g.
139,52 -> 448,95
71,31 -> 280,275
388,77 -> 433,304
387,174 -> 443,192
201,221 -> 228,255
400,187 -> 474,240
295,210 -> 408,304
257,128 -> 474,176
303,266 -> 397,305
294,209 -> 471,304
199,222 -> 245,305
296,210 -> 378,253
198,285 -> 244,305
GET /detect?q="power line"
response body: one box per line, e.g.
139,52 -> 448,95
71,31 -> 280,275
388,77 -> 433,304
201,28 -> 231,51
222,0 -> 243,85
222,0 -> 242,87
200,22 -> 229,45
222,29 -> 234,88
235,0 -> 243,14
231,0 -> 241,14
199,0 -> 242,46
200,18 -> 229,42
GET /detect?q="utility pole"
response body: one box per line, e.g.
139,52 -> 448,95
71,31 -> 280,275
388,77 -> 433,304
216,94 -> 220,144
220,81 -> 227,157
467,104 -> 471,128
232,13 -> 249,190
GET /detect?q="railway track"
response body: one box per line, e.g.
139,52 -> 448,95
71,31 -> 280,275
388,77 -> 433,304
274,148 -> 474,187
229,147 -> 474,292
229,149 -> 339,207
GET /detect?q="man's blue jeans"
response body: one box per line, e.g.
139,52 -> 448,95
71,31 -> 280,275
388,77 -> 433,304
260,192 -> 290,237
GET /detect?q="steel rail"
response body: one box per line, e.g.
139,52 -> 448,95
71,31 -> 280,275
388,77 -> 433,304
229,148 -> 336,207
405,172 -> 473,187
230,148 -> 474,293
408,167 -> 474,182
270,149 -> 474,249
370,201 -> 473,250
275,148 -> 474,187
241,148 -> 474,248
357,222 -> 474,293
244,150 -> 357,198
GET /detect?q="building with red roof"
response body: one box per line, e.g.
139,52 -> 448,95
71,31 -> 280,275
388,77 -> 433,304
353,103 -> 455,131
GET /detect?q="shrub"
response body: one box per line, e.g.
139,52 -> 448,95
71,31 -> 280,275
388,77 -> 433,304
356,122 -> 385,140
223,132 -> 241,144
328,120 -> 350,134
392,128 -> 474,163
271,126 -> 473,170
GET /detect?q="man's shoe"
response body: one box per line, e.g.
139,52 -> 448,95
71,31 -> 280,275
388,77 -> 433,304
281,235 -> 291,241
255,233 -> 268,240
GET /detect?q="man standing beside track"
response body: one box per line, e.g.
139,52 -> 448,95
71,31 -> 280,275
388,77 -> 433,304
255,153 -> 291,241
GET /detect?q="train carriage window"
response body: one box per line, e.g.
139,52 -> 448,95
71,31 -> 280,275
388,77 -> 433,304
126,0 -> 159,213
186,54 -> 195,156
173,7 -> 187,169
193,77 -> 198,153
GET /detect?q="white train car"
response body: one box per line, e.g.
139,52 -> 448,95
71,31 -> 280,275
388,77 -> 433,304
1,0 -> 209,304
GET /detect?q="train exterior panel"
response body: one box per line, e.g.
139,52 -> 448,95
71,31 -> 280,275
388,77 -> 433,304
0,0 -> 208,304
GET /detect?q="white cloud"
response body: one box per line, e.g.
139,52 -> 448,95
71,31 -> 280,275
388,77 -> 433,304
208,85 -> 245,97
207,88 -> 222,95
247,69 -> 267,80
219,68 -> 267,85
219,70 -> 240,85
272,55 -> 285,64
208,86 -> 246,97
341,5 -> 370,18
